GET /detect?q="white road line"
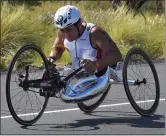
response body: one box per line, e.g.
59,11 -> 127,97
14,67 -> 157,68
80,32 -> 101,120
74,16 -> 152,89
1,98 -> 165,119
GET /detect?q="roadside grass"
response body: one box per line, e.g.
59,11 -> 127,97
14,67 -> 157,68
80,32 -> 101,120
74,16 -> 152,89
1,1 -> 164,69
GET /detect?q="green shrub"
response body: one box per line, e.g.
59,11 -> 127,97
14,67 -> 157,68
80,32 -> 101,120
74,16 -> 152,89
80,6 -> 164,59
1,2 -> 56,69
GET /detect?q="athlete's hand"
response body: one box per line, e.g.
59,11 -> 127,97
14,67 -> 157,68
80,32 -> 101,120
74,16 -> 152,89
47,56 -> 57,63
81,59 -> 96,73
41,56 -> 56,67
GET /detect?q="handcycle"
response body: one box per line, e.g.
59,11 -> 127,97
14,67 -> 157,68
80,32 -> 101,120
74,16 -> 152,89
6,44 -> 160,126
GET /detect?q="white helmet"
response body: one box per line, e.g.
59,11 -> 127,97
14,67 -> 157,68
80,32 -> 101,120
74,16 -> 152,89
54,5 -> 81,29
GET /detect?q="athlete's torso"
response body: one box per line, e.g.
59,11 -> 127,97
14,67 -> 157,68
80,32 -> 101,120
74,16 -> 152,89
64,23 -> 103,69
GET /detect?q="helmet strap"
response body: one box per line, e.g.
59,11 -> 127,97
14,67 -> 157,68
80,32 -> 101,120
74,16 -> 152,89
75,25 -> 81,38
74,18 -> 85,39
74,21 -> 86,39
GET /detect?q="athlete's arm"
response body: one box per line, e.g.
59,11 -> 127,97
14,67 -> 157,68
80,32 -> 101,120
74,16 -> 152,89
91,26 -> 122,69
49,30 -> 66,62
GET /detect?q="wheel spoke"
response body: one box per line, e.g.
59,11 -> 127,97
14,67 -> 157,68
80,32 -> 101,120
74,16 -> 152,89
144,84 -> 156,92
138,56 -> 146,77
139,85 -> 153,109
22,94 -> 28,119
27,92 -> 35,118
135,61 -> 143,78
11,88 -> 22,91
34,92 -> 43,106
16,91 -> 23,113
146,71 -> 153,79
146,76 -> 155,80
134,60 -> 144,79
142,85 -> 149,110
13,92 -> 26,108
128,66 -> 142,79
139,85 -> 146,100
128,65 -> 138,77
131,86 -> 139,99
144,84 -> 156,97
146,81 -> 155,85
11,90 -> 23,100
127,71 -> 137,80
34,90 -> 40,111
144,64 -> 147,78
130,54 -> 143,78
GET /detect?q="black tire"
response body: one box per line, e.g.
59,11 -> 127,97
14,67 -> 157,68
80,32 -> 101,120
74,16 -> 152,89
77,84 -> 111,113
123,47 -> 160,116
6,44 -> 49,126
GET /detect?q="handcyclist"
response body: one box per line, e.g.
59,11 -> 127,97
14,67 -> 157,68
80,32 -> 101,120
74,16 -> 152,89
49,5 -> 122,73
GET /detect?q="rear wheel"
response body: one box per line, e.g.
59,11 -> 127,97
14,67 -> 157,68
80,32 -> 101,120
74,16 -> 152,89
123,47 -> 160,116
6,44 -> 50,126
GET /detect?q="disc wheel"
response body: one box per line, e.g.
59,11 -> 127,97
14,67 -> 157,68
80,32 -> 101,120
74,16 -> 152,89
123,47 -> 160,116
6,44 -> 50,126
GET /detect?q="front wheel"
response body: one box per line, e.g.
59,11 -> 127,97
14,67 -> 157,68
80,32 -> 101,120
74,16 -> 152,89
77,84 -> 111,113
6,44 -> 50,126
123,47 -> 160,116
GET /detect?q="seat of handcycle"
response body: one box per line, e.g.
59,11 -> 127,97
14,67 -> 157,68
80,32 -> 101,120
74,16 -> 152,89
62,65 -> 113,102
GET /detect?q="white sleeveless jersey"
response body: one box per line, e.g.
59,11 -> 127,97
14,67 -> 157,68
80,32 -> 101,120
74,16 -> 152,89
64,23 -> 103,69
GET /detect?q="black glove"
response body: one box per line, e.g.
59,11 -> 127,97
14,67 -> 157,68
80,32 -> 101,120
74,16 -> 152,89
47,56 -> 57,66
48,56 -> 57,63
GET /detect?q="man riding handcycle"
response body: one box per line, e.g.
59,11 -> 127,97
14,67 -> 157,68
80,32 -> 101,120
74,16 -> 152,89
6,5 -> 160,126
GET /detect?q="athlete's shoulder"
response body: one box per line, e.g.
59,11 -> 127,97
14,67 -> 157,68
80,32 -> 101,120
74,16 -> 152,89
90,25 -> 107,40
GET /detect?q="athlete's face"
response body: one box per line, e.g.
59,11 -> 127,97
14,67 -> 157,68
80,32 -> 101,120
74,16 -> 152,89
60,25 -> 78,42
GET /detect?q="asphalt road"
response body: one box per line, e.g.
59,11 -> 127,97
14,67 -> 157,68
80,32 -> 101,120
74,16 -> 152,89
1,63 -> 166,135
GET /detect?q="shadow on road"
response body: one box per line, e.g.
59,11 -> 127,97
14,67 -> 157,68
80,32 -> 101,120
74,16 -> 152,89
21,113 -> 165,132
